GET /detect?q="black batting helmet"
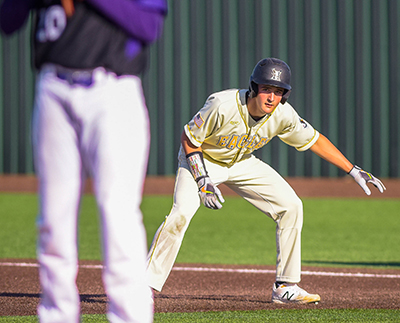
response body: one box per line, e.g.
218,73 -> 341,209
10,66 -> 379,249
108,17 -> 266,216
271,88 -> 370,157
249,58 -> 292,104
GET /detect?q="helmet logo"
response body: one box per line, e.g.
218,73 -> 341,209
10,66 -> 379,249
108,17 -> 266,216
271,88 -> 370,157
271,68 -> 282,81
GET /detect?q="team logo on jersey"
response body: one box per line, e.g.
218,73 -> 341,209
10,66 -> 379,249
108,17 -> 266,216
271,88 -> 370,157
194,113 -> 205,128
230,121 -> 240,126
271,68 -> 282,81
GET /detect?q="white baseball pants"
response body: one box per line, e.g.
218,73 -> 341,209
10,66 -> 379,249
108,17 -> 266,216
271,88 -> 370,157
147,149 -> 303,291
33,65 -> 153,323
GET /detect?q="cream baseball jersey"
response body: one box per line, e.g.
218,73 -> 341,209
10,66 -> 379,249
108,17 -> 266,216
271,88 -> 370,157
184,89 -> 319,166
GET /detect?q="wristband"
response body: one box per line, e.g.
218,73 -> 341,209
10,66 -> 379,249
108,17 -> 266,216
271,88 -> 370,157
348,165 -> 356,175
186,151 -> 208,182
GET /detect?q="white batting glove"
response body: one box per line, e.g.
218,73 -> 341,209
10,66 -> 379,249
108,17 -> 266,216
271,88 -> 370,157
197,176 -> 225,209
348,165 -> 386,195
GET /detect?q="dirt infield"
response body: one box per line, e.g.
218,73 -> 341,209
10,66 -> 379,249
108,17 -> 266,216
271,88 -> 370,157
1,174 -> 400,198
0,175 -> 399,316
1,260 -> 400,316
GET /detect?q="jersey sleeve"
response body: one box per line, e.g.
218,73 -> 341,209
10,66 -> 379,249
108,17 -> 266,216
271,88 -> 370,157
184,95 -> 221,148
0,0 -> 35,35
277,106 -> 319,151
85,0 -> 167,42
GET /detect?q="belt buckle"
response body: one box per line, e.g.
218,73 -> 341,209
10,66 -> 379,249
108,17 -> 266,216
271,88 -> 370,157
56,69 -> 93,86
71,71 -> 93,86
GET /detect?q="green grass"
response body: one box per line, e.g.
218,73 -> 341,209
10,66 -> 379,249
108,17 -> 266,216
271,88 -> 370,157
143,196 -> 400,269
0,309 -> 399,322
0,193 -> 399,322
1,194 -> 399,268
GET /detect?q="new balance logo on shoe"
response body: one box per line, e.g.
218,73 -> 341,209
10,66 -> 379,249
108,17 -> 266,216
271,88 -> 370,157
282,291 -> 295,301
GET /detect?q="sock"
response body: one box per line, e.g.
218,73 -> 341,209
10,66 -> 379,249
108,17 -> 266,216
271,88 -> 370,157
275,281 -> 295,288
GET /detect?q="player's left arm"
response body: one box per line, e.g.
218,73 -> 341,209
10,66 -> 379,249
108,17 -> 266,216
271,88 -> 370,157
0,0 -> 36,35
309,134 -> 353,172
310,134 -> 386,195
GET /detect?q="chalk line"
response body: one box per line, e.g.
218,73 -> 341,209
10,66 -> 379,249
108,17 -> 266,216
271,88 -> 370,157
172,266 -> 400,279
0,262 -> 399,279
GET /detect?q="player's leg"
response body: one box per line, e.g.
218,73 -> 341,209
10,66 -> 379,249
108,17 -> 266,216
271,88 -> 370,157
225,156 -> 302,283
147,163 -> 200,291
226,156 -> 320,303
33,70 -> 82,323
82,71 -> 153,323
146,154 -> 229,292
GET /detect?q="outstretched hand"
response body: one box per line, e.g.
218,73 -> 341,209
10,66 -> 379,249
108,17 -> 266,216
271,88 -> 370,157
197,176 -> 225,209
348,165 -> 386,195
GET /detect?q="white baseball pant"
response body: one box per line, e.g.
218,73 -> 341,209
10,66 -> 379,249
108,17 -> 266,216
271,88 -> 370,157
147,149 -> 303,291
33,65 -> 153,323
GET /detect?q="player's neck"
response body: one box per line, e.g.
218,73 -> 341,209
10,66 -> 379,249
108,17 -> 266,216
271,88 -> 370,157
247,97 -> 267,121
250,114 -> 264,122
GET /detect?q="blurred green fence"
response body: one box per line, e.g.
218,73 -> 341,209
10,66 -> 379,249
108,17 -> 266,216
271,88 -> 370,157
1,0 -> 399,177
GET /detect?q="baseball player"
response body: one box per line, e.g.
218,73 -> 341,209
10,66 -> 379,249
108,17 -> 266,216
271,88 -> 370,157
147,58 -> 386,304
1,0 -> 167,322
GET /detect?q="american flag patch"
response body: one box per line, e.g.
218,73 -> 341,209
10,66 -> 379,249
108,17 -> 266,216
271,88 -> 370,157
194,113 -> 204,128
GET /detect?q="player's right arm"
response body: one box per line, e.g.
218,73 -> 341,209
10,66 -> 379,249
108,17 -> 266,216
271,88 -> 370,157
181,131 -> 225,210
181,131 -> 202,156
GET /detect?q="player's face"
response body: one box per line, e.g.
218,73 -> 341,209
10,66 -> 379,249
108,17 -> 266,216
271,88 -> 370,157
253,85 -> 284,117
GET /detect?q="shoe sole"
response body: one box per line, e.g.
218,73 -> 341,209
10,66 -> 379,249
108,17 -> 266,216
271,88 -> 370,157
272,298 -> 320,304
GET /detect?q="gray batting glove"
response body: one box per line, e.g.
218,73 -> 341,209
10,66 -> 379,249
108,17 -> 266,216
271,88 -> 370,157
197,176 -> 225,209
348,165 -> 386,195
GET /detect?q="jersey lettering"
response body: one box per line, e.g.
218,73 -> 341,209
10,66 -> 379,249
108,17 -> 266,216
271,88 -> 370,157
218,134 -> 269,151
237,134 -> 248,148
254,137 -> 269,149
36,6 -> 67,43
226,135 -> 239,149
245,135 -> 257,149
217,136 -> 230,147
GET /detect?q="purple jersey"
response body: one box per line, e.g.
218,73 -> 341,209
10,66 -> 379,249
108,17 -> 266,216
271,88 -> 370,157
0,0 -> 168,75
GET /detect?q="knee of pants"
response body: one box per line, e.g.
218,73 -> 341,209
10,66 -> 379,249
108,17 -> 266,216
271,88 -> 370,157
164,202 -> 200,238
278,196 -> 303,228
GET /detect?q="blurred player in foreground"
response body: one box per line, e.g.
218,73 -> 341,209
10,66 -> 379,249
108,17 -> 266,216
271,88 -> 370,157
147,57 -> 386,304
0,0 -> 167,322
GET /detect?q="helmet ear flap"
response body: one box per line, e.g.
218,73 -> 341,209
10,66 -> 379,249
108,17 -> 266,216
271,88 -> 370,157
281,89 -> 291,104
249,81 -> 258,98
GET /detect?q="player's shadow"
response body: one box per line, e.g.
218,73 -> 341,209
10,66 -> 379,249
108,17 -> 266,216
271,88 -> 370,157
156,294 -> 269,304
0,292 -> 108,304
303,260 -> 400,268
0,292 -> 40,298
80,294 -> 108,304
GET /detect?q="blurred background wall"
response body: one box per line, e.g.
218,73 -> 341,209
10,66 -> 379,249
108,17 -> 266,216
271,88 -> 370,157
1,0 -> 399,177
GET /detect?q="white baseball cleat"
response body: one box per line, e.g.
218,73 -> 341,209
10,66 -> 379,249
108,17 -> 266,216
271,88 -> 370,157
271,282 -> 321,304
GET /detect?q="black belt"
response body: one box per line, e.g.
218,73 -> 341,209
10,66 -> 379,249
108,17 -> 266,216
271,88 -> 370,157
55,68 -> 94,86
